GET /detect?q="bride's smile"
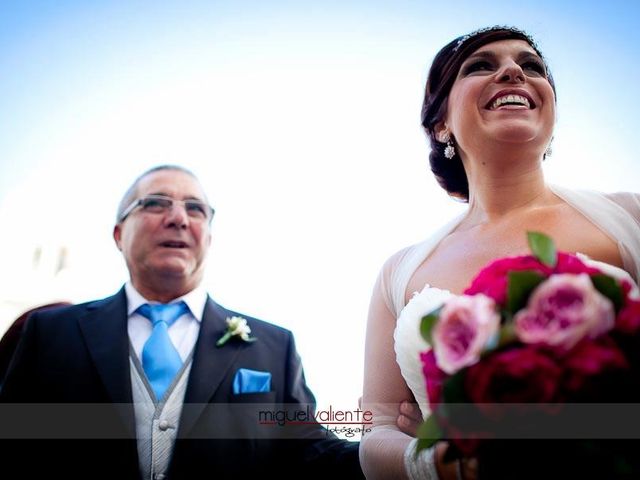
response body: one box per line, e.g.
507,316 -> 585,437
442,39 -> 556,152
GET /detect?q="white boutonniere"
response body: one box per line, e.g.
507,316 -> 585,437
216,316 -> 257,347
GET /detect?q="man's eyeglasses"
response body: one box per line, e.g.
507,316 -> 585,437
119,195 -> 215,223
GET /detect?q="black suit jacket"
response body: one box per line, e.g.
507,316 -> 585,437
0,288 -> 362,479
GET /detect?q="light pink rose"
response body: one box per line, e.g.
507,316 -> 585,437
432,294 -> 500,374
514,273 -> 615,350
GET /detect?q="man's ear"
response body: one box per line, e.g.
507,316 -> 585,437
113,224 -> 123,251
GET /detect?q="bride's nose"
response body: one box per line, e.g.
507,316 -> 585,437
497,62 -> 525,83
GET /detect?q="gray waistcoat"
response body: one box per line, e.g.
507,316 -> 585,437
130,350 -> 193,480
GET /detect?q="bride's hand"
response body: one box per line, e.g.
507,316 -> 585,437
396,401 -> 479,479
435,443 -> 478,480
397,400 -> 423,437
459,457 -> 478,480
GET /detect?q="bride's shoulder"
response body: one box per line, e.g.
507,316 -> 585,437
376,244 -> 423,290
605,191 -> 640,200
603,191 -> 640,217
380,237 -> 441,276
379,214 -> 468,280
551,185 -> 640,219
552,184 -> 638,203
382,244 -> 421,268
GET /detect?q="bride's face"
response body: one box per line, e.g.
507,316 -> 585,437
443,39 -> 555,156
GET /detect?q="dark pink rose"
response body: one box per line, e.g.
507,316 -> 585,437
616,298 -> 640,334
465,255 -> 550,305
420,350 -> 447,408
554,252 -> 602,275
621,278 -> 639,298
577,254 -> 639,299
514,273 -> 615,350
562,338 -> 628,395
445,425 -> 484,457
465,346 -> 562,405
464,252 -> 603,307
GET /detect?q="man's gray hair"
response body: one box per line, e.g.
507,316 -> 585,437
115,165 -> 200,222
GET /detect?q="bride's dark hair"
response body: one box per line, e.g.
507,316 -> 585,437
421,26 -> 556,201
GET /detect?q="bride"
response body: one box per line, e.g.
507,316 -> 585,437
359,26 -> 640,479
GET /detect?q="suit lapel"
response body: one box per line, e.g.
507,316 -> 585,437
178,297 -> 245,436
78,288 -> 136,435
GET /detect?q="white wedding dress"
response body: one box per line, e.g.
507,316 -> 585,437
377,187 -> 640,478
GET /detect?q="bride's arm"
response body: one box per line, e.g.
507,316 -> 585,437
360,256 -> 462,480
359,265 -> 415,479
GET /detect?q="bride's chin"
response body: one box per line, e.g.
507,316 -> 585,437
486,121 -> 552,144
483,131 -> 550,153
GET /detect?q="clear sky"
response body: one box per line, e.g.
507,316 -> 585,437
1,0 -> 639,427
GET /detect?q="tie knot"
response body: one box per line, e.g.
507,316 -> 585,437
137,301 -> 189,327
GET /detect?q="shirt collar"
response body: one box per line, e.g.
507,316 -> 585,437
124,282 -> 207,323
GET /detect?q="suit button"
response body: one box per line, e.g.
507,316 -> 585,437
154,474 -> 166,480
158,420 -> 170,431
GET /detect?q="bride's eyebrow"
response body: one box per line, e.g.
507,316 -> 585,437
462,51 -> 496,64
517,51 -> 543,62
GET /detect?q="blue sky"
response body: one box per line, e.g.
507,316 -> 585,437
2,0 -> 639,194
1,0 -> 639,420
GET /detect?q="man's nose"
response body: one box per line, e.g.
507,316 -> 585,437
163,202 -> 189,229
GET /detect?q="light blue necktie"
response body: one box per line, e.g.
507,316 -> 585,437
137,302 -> 189,401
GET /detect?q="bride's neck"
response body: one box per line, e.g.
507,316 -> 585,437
464,155 -> 552,222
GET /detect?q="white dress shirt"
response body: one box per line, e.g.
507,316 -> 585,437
125,282 -> 206,361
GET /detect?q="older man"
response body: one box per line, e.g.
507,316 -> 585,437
1,165 -> 362,479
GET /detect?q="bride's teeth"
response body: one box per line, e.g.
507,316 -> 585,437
490,94 -> 531,109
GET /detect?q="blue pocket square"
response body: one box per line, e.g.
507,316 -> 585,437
233,368 -> 271,394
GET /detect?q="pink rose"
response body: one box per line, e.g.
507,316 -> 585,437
433,294 -> 500,374
514,273 -> 615,350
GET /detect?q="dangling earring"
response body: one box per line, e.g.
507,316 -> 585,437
442,132 -> 456,159
544,137 -> 553,159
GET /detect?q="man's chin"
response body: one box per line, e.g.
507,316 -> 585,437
152,260 -> 193,279
142,257 -> 203,288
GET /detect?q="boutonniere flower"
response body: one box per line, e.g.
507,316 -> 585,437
216,316 -> 257,347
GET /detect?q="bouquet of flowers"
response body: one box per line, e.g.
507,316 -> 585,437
416,232 -> 640,479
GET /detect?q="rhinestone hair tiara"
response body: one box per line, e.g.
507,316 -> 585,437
453,25 -> 541,53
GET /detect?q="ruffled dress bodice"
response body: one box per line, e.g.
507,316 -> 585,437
393,285 -> 452,417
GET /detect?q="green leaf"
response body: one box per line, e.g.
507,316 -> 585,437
415,415 -> 442,455
481,323 -> 517,356
527,231 -> 557,267
497,322 -> 517,348
591,274 -> 624,312
506,270 -> 545,314
420,308 -> 442,344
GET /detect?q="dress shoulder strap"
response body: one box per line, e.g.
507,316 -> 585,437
388,213 -> 466,317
